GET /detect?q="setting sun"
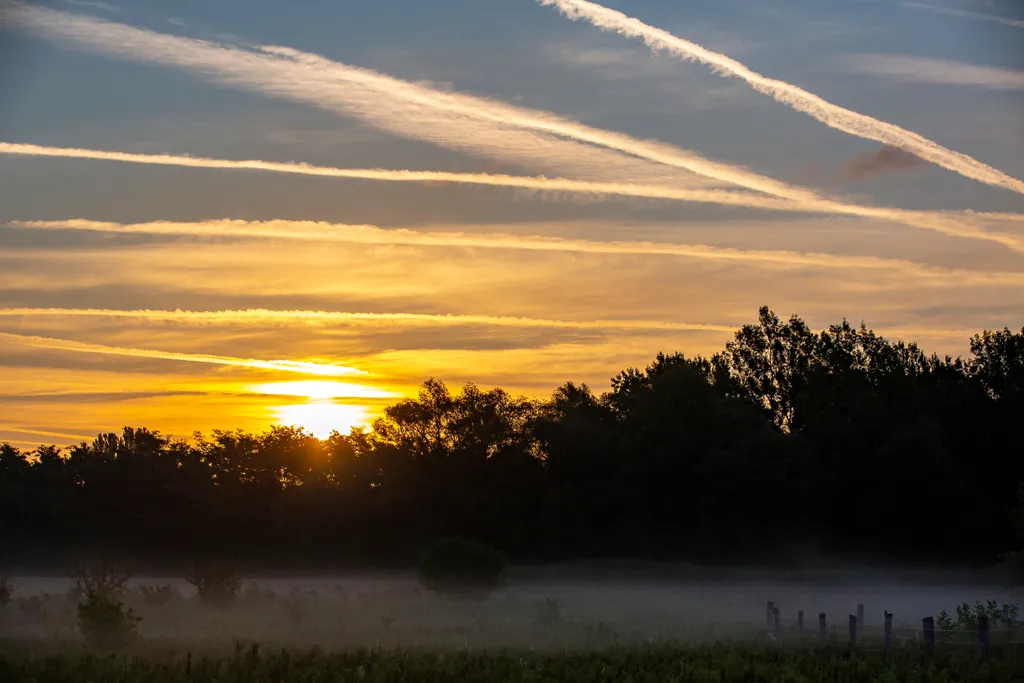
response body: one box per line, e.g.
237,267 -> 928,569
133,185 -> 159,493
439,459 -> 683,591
272,401 -> 372,438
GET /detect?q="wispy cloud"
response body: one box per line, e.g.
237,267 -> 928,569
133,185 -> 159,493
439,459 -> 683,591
0,308 -> 738,333
9,218 -> 1024,285
844,54 -> 1024,90
0,2 -> 732,191
4,143 -> 1023,252
0,331 -> 368,377
3,2 -> 935,213
0,425 -> 95,441
63,0 -> 119,13
900,2 -> 1024,29
843,144 -> 928,181
536,0 -> 1024,196
0,142 -> 805,211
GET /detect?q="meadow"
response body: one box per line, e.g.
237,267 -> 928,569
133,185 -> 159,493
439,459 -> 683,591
2,572 -> 1022,681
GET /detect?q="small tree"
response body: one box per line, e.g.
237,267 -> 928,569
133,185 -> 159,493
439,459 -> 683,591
417,537 -> 506,598
78,590 -> 142,650
72,560 -> 131,601
186,559 -> 241,608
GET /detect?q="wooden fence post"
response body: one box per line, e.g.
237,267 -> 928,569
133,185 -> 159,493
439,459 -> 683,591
857,604 -> 864,640
884,611 -> 893,655
849,615 -> 858,648
979,614 -> 989,660
766,601 -> 774,633
773,605 -> 781,638
923,617 -> 935,656
819,613 -> 827,642
798,610 -> 804,635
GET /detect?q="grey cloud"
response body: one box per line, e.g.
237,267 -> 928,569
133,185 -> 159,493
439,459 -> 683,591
843,145 -> 928,182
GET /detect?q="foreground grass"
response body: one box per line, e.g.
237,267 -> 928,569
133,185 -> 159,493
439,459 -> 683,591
2,643 -> 1024,683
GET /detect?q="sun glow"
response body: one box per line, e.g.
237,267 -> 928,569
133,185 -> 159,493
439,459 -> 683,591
272,401 -> 372,438
252,380 -> 396,400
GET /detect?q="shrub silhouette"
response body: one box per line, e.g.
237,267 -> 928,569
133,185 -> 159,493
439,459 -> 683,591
77,590 -> 141,650
137,583 -> 181,607
186,559 -> 241,608
71,561 -> 131,601
417,537 -> 506,597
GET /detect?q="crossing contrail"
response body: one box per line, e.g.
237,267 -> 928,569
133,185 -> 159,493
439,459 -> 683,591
537,0 -> 1024,196
5,144 -> 1023,251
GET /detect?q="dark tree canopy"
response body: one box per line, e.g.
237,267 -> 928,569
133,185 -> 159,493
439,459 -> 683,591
1,308 -> 1021,571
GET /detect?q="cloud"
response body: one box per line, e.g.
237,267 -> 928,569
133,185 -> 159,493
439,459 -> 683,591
844,54 -> 1024,90
0,2 -> 727,191
4,143 -> 1024,252
9,218 -> 1024,285
63,0 -> 119,13
536,0 -> 1024,196
899,2 -> 1024,29
844,144 -> 928,181
0,331 -> 368,377
0,142 -> 805,212
5,4 -> 1024,251
0,425 -> 95,441
0,308 -> 738,333
2,3 -> 951,212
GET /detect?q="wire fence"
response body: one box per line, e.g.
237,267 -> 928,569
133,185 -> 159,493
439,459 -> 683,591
756,602 -> 1024,656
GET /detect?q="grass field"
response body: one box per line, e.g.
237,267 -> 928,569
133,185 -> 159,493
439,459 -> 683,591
2,642 -> 1024,683
2,574 -> 1022,681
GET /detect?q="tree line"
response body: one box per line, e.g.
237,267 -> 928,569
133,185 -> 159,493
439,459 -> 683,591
2,307 -> 1022,571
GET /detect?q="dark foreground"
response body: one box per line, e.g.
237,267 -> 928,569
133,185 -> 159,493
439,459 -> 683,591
3,643 -> 1024,683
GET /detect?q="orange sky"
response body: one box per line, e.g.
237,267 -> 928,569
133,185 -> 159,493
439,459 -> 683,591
1,1 -> 1022,445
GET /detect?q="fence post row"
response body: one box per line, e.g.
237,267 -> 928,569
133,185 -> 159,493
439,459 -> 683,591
883,611 -> 893,654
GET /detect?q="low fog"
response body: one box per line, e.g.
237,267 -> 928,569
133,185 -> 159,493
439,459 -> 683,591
3,567 -> 1021,650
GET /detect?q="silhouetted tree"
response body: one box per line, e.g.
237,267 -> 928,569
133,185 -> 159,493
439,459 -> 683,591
1,308 -> 1020,570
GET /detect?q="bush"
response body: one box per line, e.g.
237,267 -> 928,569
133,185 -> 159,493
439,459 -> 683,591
137,583 -> 181,607
77,590 -> 141,650
535,597 -> 565,626
417,537 -> 506,597
186,559 -> 241,608
937,600 -> 1019,639
0,576 -> 12,607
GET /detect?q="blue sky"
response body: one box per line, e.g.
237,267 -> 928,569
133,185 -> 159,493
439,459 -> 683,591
0,0 -> 1022,443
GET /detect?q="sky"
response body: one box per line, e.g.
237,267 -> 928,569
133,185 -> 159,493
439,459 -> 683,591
0,0 -> 1022,444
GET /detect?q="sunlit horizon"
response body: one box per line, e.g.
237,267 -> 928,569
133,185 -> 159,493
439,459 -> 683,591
1,0 -> 1021,446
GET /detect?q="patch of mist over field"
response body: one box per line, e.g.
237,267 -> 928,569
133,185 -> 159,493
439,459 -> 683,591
3,566 -> 1021,650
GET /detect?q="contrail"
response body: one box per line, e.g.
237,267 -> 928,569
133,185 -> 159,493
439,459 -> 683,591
0,425 -> 95,442
536,0 -> 1024,196
900,2 -> 1024,29
0,331 -> 367,376
0,308 -> 737,333
10,218 -> 1024,284
5,144 -> 1024,251
0,142 -> 807,211
0,309 -> 999,342
0,2 -> 780,195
